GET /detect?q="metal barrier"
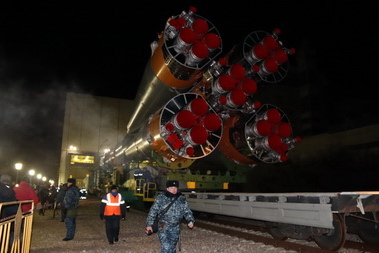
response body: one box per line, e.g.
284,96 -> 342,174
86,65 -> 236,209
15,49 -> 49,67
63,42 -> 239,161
0,200 -> 34,253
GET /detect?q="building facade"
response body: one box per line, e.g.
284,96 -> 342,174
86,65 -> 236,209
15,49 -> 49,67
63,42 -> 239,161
58,92 -> 134,188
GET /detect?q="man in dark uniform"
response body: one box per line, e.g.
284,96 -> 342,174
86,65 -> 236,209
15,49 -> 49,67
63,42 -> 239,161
145,180 -> 195,253
56,183 -> 68,222
62,178 -> 81,241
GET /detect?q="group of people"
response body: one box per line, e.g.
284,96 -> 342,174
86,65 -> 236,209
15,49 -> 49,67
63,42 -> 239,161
0,174 -> 39,218
98,179 -> 195,253
0,174 -> 82,244
1,174 -> 195,253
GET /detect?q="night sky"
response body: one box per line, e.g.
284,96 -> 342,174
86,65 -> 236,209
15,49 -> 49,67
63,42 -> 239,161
0,1 -> 377,186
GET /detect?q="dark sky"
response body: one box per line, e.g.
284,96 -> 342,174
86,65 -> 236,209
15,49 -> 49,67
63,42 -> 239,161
0,1 -> 377,183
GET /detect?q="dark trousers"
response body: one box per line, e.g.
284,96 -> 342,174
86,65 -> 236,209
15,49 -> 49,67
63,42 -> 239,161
64,207 -> 78,239
64,217 -> 76,239
158,224 -> 180,253
60,207 -> 67,221
104,215 -> 121,243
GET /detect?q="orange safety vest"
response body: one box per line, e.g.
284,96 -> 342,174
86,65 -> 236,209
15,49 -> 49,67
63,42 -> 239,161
102,193 -> 124,216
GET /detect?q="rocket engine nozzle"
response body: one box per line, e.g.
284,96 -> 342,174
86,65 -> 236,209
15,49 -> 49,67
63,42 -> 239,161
150,93 -> 223,161
243,104 -> 299,163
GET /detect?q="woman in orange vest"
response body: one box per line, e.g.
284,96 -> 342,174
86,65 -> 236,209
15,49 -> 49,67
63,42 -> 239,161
99,185 -> 126,244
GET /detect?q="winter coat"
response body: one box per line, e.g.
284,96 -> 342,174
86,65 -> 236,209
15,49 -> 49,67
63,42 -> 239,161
146,190 -> 194,227
37,186 -> 50,204
56,188 -> 67,206
63,184 -> 81,209
14,181 -> 39,212
0,182 -> 18,219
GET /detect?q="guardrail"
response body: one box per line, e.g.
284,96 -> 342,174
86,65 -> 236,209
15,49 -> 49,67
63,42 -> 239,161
0,200 -> 34,253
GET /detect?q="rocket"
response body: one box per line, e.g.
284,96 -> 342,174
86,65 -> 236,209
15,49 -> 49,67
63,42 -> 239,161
116,7 -> 300,170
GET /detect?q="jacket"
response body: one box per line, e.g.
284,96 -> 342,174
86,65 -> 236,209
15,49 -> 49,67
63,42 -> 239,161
14,181 -> 39,212
0,182 -> 18,219
100,192 -> 126,218
146,190 -> 194,227
63,184 -> 81,209
56,187 -> 67,205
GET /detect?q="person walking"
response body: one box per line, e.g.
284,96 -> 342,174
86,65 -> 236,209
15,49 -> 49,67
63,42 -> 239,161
13,176 -> 39,213
62,178 -> 81,241
145,180 -> 195,253
0,174 -> 18,220
56,183 -> 68,222
99,185 -> 126,244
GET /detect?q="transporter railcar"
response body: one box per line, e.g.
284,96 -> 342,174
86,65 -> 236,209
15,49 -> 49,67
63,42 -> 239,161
183,191 -> 379,251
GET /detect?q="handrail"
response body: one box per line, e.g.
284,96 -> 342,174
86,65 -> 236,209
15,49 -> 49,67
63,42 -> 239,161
0,200 -> 34,253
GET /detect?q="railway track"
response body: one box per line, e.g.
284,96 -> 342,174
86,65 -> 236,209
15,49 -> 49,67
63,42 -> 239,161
194,215 -> 379,253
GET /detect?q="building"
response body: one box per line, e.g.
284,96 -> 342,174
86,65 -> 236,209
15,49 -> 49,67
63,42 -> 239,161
58,92 -> 134,189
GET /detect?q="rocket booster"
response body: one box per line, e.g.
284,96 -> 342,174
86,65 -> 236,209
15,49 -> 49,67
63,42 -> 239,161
118,7 -> 300,169
126,6 -> 222,135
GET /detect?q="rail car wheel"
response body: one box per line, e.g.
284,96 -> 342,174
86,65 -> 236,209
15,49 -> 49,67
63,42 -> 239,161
357,213 -> 379,244
269,226 -> 287,240
313,213 -> 346,251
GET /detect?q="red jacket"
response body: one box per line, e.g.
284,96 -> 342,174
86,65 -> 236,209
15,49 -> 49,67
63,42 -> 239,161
14,181 -> 39,212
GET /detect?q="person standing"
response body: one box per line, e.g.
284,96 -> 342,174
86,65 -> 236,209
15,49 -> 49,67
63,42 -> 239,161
0,174 -> 18,219
99,185 -> 126,244
56,183 -> 68,222
37,183 -> 50,215
145,180 -> 195,253
62,178 -> 81,241
14,176 -> 39,213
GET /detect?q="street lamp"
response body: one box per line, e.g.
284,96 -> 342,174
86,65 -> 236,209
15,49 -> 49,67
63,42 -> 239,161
15,163 -> 23,184
29,169 -> 35,186
37,173 -> 42,181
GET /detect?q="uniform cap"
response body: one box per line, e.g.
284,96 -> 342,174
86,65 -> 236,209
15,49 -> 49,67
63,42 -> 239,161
166,180 -> 179,188
67,178 -> 76,184
110,185 -> 118,190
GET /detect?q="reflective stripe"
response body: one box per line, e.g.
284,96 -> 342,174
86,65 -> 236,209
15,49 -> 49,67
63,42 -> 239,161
104,193 -> 123,216
107,203 -> 121,206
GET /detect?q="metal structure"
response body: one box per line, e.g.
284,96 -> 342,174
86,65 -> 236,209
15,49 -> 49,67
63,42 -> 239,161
102,6 -> 300,188
0,201 -> 35,253
183,191 -> 379,250
98,7 -> 379,250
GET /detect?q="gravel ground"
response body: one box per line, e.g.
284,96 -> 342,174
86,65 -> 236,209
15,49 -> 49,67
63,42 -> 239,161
29,195 -> 370,253
30,195 -> 295,253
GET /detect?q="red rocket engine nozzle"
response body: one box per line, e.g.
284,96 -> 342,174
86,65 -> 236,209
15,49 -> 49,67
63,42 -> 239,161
165,9 -> 222,69
151,93 -> 223,160
243,105 -> 300,163
225,29 -> 294,84
174,28 -> 196,54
